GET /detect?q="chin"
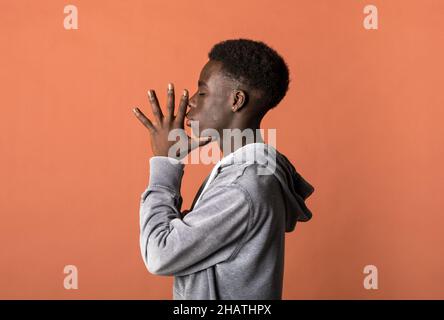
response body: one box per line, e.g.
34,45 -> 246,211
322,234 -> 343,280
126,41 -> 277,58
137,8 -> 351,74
190,128 -> 202,140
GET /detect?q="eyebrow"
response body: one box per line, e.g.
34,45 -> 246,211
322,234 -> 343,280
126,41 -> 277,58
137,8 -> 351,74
198,80 -> 208,87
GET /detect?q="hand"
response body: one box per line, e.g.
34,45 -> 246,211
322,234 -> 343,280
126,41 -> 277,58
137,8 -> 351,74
132,83 -> 212,160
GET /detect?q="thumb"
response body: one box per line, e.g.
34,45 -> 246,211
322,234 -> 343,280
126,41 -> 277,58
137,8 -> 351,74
188,136 -> 213,151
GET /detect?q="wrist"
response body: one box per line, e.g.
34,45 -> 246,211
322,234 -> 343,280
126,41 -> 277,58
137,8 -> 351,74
149,156 -> 185,191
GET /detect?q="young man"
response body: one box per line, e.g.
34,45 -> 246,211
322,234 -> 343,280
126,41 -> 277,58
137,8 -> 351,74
133,39 -> 315,300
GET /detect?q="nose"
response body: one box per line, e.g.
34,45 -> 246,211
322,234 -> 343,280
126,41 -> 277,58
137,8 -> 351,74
188,92 -> 197,108
186,93 -> 197,119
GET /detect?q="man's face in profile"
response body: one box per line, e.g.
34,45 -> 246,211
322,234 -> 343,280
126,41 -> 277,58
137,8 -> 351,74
186,60 -> 235,138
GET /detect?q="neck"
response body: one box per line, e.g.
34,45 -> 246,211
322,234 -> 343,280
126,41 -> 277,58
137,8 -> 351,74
216,117 -> 264,155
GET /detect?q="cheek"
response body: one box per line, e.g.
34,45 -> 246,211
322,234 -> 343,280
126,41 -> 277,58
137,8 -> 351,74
205,96 -> 229,122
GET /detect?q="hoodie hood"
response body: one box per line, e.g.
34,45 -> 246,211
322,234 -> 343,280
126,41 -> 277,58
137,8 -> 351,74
218,143 -> 315,232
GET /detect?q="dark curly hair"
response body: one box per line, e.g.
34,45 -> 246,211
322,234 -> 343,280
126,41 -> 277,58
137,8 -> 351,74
208,38 -> 290,111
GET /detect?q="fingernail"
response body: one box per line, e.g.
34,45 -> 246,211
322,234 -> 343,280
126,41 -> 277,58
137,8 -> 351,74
133,108 -> 139,113
148,90 -> 153,98
168,83 -> 174,91
183,89 -> 188,96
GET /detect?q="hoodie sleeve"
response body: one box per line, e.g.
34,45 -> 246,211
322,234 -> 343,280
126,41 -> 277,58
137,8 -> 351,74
139,156 -> 252,277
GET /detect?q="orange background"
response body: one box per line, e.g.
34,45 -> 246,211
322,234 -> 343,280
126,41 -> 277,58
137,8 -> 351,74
1,0 -> 443,299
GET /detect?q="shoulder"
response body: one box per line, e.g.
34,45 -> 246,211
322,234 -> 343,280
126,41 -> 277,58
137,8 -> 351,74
231,163 -> 282,207
205,163 -> 282,207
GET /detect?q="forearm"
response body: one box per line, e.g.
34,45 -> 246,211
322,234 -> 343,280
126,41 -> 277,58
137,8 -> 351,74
138,157 -> 252,277
139,156 -> 185,274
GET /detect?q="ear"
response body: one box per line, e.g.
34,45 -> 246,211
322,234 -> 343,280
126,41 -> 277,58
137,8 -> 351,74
231,90 -> 248,112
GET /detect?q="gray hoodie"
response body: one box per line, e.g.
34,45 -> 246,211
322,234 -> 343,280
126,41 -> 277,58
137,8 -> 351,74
139,142 -> 314,300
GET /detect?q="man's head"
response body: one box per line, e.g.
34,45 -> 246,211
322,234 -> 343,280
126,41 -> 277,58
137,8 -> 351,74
186,38 -> 290,138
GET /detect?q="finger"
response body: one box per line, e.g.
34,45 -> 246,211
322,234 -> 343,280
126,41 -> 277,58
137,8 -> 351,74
166,83 -> 175,120
133,107 -> 155,132
188,135 -> 213,152
147,89 -> 164,123
175,89 -> 189,123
